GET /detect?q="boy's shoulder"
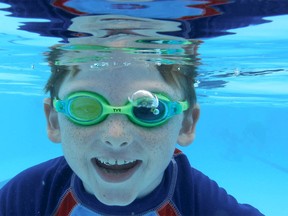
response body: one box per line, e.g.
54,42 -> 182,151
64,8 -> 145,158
2,156 -> 70,187
173,150 -> 263,216
0,156 -> 73,215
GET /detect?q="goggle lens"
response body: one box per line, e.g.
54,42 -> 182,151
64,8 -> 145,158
132,102 -> 166,123
70,97 -> 102,122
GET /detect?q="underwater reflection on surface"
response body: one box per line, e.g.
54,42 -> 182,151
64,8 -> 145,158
55,14 -> 200,66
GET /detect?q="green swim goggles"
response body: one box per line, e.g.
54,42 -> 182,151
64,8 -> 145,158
53,90 -> 189,127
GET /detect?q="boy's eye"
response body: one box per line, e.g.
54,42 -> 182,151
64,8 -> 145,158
133,101 -> 166,122
70,97 -> 102,120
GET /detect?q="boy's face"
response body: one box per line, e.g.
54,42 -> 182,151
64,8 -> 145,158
45,60 -> 199,206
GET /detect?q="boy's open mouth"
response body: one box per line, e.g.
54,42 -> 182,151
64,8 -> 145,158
92,157 -> 141,182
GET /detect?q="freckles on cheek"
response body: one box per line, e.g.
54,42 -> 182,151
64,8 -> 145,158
60,121 -> 87,152
60,117 -> 83,140
143,128 -> 176,154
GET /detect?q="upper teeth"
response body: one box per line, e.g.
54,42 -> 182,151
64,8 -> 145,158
97,158 -> 136,166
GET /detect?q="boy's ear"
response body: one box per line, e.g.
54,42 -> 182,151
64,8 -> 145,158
44,98 -> 61,143
177,104 -> 200,147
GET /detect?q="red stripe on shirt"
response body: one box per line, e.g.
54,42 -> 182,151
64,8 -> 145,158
158,202 -> 178,216
54,190 -> 78,216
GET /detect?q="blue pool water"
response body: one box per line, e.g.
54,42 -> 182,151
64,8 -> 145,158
0,1 -> 288,215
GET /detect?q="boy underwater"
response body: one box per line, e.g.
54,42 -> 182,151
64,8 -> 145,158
0,15 -> 264,216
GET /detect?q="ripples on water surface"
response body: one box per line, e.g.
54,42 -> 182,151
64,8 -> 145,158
0,1 -> 287,215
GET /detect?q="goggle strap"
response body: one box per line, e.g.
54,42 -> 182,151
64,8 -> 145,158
166,101 -> 189,117
180,101 -> 189,112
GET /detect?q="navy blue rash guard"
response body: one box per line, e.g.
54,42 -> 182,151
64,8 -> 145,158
0,149 -> 264,216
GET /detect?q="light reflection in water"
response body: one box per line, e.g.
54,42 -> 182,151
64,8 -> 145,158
53,15 -> 201,68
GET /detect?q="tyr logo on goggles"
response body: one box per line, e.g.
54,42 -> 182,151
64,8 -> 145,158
53,90 -> 189,127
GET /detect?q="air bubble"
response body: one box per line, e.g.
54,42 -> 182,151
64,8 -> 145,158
234,68 -> 240,76
155,62 -> 162,66
194,80 -> 200,88
90,61 -> 133,68
128,90 -> 159,109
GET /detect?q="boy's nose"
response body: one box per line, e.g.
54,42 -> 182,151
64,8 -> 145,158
101,116 -> 133,148
104,140 -> 129,148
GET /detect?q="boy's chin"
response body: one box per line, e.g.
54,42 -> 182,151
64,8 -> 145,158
96,191 -> 137,206
84,181 -> 140,206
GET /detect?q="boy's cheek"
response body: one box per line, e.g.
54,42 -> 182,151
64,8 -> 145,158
58,118 -> 85,143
